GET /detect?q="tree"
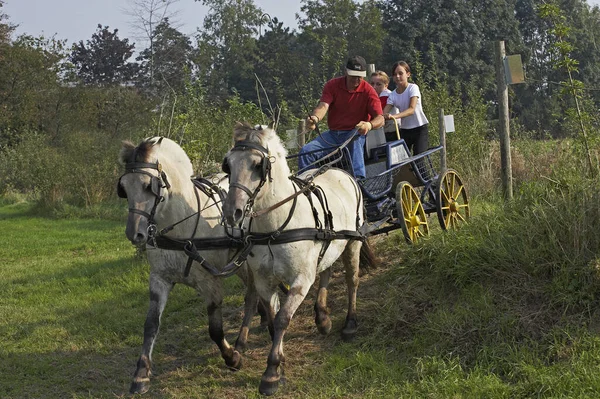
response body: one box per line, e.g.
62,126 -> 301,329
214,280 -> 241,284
0,35 -> 67,146
136,18 -> 193,95
511,0 -> 600,136
125,0 -> 182,85
378,0 -> 523,99
0,0 -> 15,44
295,0 -> 385,107
69,24 -> 138,85
194,0 -> 265,101
298,0 -> 361,82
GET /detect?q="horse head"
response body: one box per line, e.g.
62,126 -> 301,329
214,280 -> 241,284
222,122 -> 289,226
117,137 -> 194,246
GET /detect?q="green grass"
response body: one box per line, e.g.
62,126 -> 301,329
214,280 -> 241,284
3,191 -> 600,398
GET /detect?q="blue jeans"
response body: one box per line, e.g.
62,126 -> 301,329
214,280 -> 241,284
298,130 -> 366,178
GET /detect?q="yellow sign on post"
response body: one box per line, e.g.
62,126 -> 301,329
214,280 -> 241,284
504,54 -> 525,84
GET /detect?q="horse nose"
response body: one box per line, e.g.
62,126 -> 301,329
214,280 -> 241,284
131,232 -> 147,247
225,208 -> 244,226
233,208 -> 244,225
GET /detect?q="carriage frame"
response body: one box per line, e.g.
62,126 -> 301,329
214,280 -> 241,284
287,126 -> 470,243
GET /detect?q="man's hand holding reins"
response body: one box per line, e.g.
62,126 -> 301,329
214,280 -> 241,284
306,115 -> 319,131
355,121 -> 372,136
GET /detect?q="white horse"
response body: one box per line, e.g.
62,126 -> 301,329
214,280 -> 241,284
222,123 -> 376,396
117,137 -> 263,395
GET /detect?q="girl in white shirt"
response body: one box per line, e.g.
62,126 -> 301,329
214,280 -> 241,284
383,61 -> 429,156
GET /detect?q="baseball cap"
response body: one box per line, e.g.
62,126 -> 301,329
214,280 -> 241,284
346,56 -> 367,77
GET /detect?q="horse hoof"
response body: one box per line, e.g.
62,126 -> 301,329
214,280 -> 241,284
259,378 -> 279,396
226,350 -> 243,371
235,340 -> 247,353
129,378 -> 150,394
341,329 -> 356,342
316,315 -> 332,335
341,319 -> 358,342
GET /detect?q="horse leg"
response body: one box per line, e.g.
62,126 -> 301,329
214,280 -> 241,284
314,268 -> 332,335
257,298 -> 270,328
130,275 -> 173,394
259,282 -> 311,396
341,241 -> 361,342
234,268 -> 261,353
206,288 -> 243,370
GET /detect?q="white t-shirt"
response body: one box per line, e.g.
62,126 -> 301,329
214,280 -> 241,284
380,89 -> 398,112
387,83 -> 428,129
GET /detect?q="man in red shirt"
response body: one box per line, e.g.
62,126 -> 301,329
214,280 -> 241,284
299,56 -> 384,179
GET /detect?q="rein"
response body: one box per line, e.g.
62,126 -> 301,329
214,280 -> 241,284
119,159 -> 245,278
222,137 -> 366,271
250,175 -> 316,218
145,177 -> 249,278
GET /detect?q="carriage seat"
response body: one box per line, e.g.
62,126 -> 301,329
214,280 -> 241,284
365,127 -> 386,160
366,138 -> 411,170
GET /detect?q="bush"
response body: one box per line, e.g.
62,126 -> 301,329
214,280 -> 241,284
0,129 -> 122,208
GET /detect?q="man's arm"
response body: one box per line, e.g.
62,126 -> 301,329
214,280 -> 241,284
306,102 -> 329,130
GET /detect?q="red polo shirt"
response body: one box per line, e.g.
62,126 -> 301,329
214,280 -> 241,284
320,76 -> 382,131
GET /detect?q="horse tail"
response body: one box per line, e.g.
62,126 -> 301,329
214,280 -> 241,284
360,239 -> 379,271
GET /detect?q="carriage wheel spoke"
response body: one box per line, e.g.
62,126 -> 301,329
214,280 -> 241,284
453,184 -> 463,199
412,202 -> 420,215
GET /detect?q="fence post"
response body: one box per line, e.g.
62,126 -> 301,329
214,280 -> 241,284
367,64 -> 376,77
494,40 -> 513,199
297,119 -> 306,148
438,108 -> 447,171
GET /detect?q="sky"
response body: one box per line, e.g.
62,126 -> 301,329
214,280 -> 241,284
3,0 -> 303,46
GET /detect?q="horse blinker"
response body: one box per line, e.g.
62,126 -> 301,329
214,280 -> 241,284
222,158 -> 230,175
117,177 -> 127,198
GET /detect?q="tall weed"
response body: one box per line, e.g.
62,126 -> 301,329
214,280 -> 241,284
0,130 -> 122,208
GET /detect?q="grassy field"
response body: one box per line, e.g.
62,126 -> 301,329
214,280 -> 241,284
3,196 -> 600,398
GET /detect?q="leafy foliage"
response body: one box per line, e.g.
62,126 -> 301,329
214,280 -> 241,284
69,25 -> 138,85
136,18 -> 193,95
0,0 -> 14,44
194,0 -> 265,101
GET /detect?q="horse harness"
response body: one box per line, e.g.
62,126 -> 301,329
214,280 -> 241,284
220,139 -> 365,271
149,177 -> 250,278
118,152 -> 247,278
118,138 -> 365,281
117,157 -> 172,239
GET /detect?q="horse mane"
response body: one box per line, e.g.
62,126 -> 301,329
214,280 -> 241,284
232,122 -> 289,176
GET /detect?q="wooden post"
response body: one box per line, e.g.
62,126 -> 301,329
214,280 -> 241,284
438,108 -> 447,171
494,41 -> 513,199
297,119 -> 306,148
367,64 -> 376,77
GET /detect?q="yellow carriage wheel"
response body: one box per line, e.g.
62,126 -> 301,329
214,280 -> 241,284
435,169 -> 470,230
395,181 -> 429,244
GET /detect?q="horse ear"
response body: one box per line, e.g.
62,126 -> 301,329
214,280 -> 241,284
268,120 -> 276,130
157,137 -> 164,145
119,141 -> 135,165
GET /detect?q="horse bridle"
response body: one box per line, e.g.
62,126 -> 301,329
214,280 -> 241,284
222,140 -> 273,218
117,161 -> 171,237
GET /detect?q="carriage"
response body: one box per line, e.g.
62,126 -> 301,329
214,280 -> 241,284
117,123 -> 470,396
288,125 -> 470,243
